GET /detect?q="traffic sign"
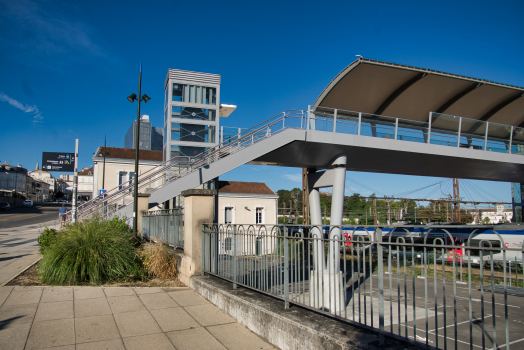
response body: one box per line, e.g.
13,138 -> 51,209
42,152 -> 76,172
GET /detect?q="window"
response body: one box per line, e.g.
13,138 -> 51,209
170,145 -> 206,158
256,207 -> 263,225
225,207 -> 233,224
172,83 -> 216,105
118,172 -> 126,190
172,106 -> 216,121
225,237 -> 232,251
171,123 -> 215,143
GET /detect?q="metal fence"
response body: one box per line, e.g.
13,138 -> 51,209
142,208 -> 184,248
202,224 -> 524,349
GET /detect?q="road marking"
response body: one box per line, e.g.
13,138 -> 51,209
406,325 -> 483,349
497,336 -> 524,348
455,295 -> 520,308
430,315 -> 493,331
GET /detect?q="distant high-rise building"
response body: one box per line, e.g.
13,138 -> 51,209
125,115 -> 152,150
151,127 -> 164,151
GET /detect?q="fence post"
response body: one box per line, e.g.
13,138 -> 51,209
202,225 -> 206,276
233,225 -> 237,289
284,227 -> 289,309
376,228 -> 385,345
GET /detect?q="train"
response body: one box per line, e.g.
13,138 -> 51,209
316,223 -> 524,263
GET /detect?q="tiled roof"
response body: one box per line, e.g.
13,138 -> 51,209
218,181 -> 275,195
79,167 -> 94,176
95,147 -> 163,162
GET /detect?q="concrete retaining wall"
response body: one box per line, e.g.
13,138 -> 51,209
191,275 -> 420,350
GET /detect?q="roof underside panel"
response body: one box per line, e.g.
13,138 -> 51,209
382,74 -> 473,122
315,59 -> 524,127
445,85 -> 518,121
320,64 -> 420,115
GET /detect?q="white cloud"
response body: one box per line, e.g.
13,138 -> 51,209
0,92 -> 43,124
0,0 -> 109,68
283,174 -> 302,183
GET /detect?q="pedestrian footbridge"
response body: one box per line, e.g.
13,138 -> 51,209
75,58 -> 524,221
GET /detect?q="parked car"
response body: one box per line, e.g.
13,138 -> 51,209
23,200 -> 33,207
0,202 -> 10,211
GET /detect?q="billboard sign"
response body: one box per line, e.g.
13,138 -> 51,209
42,152 -> 76,172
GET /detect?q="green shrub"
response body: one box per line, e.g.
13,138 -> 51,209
38,228 -> 58,254
38,217 -> 142,285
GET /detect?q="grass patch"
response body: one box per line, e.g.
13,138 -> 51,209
38,217 -> 144,285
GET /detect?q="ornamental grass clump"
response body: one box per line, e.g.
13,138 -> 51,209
39,217 -> 142,285
139,242 -> 177,279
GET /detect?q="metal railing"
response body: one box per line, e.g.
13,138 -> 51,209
73,109 -> 307,221
142,208 -> 184,249
73,106 -> 524,222
202,224 -> 524,349
309,106 -> 524,155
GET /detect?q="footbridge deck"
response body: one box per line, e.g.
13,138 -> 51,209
75,106 -> 524,221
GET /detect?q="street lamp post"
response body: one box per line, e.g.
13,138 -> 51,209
98,135 -> 110,190
127,64 -> 151,233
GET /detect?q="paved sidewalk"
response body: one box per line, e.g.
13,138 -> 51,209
0,285 -> 276,350
0,219 -> 58,286
0,222 -> 277,350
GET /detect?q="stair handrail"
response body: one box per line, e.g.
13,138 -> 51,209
74,109 -> 307,220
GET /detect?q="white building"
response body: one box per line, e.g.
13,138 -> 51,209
474,204 -> 513,224
91,147 -> 163,198
217,181 -> 278,226
217,181 -> 279,256
61,167 -> 94,201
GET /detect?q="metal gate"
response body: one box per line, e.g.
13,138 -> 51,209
142,208 -> 184,249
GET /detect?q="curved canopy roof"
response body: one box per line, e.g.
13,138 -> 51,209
314,58 -> 524,127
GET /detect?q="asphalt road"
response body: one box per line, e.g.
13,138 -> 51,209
0,202 -> 71,229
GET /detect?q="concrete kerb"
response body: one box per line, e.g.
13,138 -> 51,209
0,256 -> 42,287
0,220 -> 60,287
191,275 -> 425,350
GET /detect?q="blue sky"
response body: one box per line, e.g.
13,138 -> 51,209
1,0 -> 523,207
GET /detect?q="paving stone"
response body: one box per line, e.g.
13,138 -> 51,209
166,327 -> 227,350
0,286 -> 13,306
107,295 -> 146,314
3,287 -> 42,306
73,287 -> 105,300
113,310 -> 162,337
75,314 -> 121,344
103,287 -> 135,297
76,339 -> 125,350
133,287 -> 164,294
0,303 -> 37,325
122,333 -> 176,350
150,307 -> 200,332
139,292 -> 179,310
0,322 -> 32,350
207,322 -> 275,350
34,300 -> 74,321
41,287 -> 73,303
184,303 -> 235,327
40,346 -> 75,350
167,289 -> 209,306
25,318 -> 75,349
0,273 -> 14,286
74,297 -> 112,318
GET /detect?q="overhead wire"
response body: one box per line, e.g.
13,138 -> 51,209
462,180 -> 491,202
463,179 -> 505,202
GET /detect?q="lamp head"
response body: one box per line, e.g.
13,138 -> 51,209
142,94 -> 151,103
127,93 -> 137,103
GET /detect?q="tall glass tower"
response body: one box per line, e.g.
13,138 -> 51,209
163,69 -> 221,161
